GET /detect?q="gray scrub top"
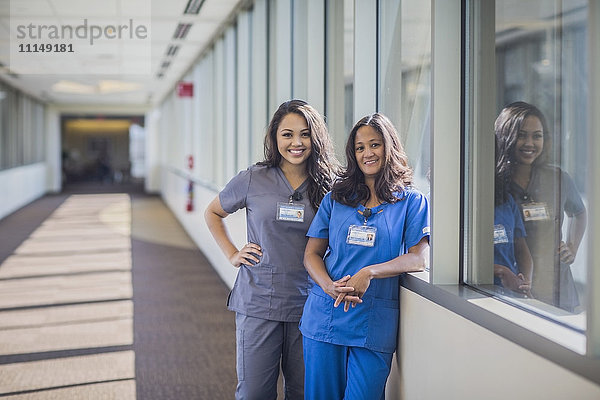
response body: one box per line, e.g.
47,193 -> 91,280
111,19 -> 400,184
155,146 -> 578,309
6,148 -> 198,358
508,165 -> 585,308
219,164 -> 315,322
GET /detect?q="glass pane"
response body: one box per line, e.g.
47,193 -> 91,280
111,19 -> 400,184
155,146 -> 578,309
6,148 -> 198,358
0,83 -> 6,170
325,0 -> 354,160
472,0 -> 589,330
379,0 -> 431,196
343,0 -> 354,135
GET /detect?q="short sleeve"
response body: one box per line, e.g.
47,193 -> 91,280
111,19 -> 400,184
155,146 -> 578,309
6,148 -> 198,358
510,195 -> 526,238
219,167 -> 252,214
306,192 -> 333,239
403,190 -> 430,249
561,170 -> 585,217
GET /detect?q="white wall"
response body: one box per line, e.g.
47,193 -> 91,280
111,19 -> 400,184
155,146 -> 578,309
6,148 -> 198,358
396,288 -> 600,400
0,163 -> 48,220
160,168 -> 243,288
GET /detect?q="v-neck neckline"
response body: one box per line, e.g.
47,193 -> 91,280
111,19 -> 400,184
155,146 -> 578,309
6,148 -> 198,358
512,167 -> 538,199
276,166 -> 308,193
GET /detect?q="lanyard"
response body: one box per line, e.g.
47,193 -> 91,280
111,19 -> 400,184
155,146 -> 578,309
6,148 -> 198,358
357,207 -> 383,225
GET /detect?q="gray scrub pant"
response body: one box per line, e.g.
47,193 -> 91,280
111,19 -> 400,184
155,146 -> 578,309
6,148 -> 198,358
235,313 -> 304,400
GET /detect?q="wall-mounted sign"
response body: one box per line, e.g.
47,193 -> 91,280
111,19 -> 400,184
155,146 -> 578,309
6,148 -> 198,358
177,82 -> 193,97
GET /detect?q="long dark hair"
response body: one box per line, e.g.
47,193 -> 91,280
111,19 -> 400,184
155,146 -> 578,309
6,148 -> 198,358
257,99 -> 339,210
332,113 -> 413,207
494,101 -> 550,205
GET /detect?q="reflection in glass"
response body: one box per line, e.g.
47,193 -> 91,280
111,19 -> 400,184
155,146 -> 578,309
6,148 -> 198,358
492,1 -> 589,318
493,133 -> 533,298
495,102 -> 587,312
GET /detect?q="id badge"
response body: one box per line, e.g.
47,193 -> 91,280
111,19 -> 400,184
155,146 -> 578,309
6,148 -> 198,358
493,224 -> 508,244
276,202 -> 305,222
346,225 -> 377,247
522,202 -> 549,221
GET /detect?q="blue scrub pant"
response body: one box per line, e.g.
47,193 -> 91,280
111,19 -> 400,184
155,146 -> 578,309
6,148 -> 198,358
235,313 -> 304,400
303,336 -> 393,400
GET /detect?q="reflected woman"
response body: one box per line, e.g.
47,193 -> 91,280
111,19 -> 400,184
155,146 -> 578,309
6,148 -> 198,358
495,101 -> 587,312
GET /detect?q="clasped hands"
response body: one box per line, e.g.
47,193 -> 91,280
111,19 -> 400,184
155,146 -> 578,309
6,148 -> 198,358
327,268 -> 372,312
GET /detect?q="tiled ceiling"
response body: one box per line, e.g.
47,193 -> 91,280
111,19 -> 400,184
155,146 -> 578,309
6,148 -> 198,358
0,0 -> 242,108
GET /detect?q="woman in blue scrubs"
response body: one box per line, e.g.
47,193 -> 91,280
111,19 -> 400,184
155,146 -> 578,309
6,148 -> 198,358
301,113 -> 430,399
493,136 -> 533,296
204,100 -> 339,399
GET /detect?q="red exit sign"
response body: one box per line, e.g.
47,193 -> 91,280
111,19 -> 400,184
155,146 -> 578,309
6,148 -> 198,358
177,82 -> 194,97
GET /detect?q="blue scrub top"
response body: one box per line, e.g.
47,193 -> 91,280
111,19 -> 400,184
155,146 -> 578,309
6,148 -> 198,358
493,195 -> 526,286
220,164 -> 315,322
300,189 -> 430,353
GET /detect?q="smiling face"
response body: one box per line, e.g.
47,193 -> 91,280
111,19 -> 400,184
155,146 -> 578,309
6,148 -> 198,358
354,125 -> 384,179
513,115 -> 544,165
276,112 -> 312,169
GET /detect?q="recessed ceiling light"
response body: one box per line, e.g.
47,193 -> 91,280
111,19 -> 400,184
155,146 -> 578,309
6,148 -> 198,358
98,80 -> 142,94
52,80 -> 142,94
52,80 -> 95,94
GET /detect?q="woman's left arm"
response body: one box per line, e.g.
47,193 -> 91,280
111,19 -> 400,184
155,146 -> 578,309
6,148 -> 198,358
335,236 -> 430,311
560,209 -> 587,264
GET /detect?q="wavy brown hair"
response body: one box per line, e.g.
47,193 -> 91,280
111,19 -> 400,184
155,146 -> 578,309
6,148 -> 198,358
494,101 -> 551,205
332,113 -> 413,207
257,99 -> 339,210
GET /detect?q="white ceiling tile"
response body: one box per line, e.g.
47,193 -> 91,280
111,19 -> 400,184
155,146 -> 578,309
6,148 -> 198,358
8,0 -> 55,17
200,0 -> 239,20
0,0 -> 243,107
49,0 -> 119,17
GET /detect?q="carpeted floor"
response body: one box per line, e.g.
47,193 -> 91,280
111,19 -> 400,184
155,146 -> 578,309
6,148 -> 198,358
131,198 -> 237,399
0,186 -> 237,399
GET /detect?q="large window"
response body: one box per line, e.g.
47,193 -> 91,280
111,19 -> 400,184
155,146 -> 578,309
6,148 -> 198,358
378,0 -> 431,195
325,0 -> 354,159
0,82 -> 45,171
464,0 -> 591,333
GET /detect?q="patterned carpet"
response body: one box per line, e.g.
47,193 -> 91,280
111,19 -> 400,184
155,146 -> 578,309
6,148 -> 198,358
0,190 -> 236,399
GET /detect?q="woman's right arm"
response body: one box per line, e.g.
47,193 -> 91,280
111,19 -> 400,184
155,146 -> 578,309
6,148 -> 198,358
304,237 -> 352,300
204,195 -> 262,267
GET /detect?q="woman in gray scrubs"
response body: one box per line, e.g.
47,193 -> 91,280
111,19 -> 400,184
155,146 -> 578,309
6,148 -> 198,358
204,100 -> 339,399
495,101 -> 587,312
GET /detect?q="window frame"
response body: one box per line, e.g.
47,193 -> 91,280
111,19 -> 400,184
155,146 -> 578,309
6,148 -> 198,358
405,0 -> 600,383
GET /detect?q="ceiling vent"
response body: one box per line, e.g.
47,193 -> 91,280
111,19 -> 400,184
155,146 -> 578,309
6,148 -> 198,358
184,0 -> 206,15
166,45 -> 180,57
173,23 -> 192,39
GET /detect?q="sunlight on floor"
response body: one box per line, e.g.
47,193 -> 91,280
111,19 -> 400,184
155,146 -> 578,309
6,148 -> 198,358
0,194 -> 136,399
